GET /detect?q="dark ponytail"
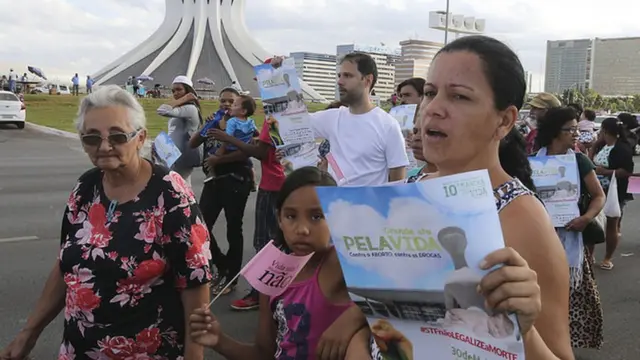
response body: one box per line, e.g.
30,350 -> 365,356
183,84 -> 203,125
594,117 -> 628,155
500,128 -> 536,191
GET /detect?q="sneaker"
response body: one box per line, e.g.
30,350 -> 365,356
211,279 -> 235,296
230,291 -> 259,311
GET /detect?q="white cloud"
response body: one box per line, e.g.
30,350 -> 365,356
2,0 -> 640,90
325,197 -> 453,287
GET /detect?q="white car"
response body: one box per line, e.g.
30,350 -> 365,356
593,115 -> 608,132
54,84 -> 71,95
0,91 -> 26,129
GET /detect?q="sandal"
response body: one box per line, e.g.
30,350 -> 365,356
600,261 -> 614,270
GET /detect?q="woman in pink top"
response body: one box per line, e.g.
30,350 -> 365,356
189,167 -> 372,359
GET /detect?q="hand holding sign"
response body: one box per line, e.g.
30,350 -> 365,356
269,56 -> 285,69
478,247 -> 541,336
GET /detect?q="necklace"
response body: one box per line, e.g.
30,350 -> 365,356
106,200 -> 118,222
104,158 -> 144,223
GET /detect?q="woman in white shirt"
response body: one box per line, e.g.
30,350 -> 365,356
156,76 -> 203,184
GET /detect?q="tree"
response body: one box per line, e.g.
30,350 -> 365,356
551,88 -> 640,113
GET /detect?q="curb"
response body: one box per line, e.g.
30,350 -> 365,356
26,122 -> 153,156
26,122 -> 77,139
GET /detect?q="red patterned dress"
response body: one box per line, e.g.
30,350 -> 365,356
57,165 -> 212,359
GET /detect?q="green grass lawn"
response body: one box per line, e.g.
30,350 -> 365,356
23,94 -> 329,138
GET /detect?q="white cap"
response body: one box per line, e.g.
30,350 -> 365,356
172,75 -> 193,88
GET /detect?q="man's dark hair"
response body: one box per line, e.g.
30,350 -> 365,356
339,52 -> 378,92
583,109 -> 596,121
567,103 -> 583,118
396,77 -> 425,96
238,95 -> 256,117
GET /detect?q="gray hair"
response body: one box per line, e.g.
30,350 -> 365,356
75,85 -> 146,132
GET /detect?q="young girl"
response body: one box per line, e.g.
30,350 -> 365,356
189,167 -> 372,359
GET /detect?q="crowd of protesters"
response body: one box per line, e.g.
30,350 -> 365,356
2,34 -> 630,359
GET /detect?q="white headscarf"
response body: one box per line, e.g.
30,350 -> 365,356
172,75 -> 193,88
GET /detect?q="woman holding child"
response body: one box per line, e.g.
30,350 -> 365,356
189,87 -> 255,296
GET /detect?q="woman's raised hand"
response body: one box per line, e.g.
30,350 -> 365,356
478,247 -> 541,335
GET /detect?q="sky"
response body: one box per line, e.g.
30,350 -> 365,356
2,0 -> 640,92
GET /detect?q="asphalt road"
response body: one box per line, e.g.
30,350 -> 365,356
0,125 -> 639,359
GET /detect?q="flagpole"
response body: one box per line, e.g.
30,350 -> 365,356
207,239 -> 275,307
208,272 -> 242,307
444,0 -> 450,45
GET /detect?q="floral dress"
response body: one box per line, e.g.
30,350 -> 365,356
57,165 -> 212,359
593,144 -> 614,190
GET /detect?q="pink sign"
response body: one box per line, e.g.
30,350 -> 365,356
325,153 -> 346,185
628,176 -> 640,194
240,240 -> 313,297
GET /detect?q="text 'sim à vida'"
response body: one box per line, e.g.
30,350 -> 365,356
342,227 -> 443,259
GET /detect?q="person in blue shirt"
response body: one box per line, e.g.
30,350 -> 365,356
71,73 -> 79,96
86,76 -> 94,94
207,95 -> 258,179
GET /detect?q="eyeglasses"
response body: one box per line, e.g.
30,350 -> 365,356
81,130 -> 139,147
561,127 -> 579,134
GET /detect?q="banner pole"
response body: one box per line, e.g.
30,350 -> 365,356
208,272 -> 242,308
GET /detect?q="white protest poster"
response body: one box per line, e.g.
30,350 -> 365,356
389,104 -> 417,131
529,154 -> 581,227
389,104 -> 419,170
254,58 -> 315,171
317,170 -> 524,360
152,131 -> 181,168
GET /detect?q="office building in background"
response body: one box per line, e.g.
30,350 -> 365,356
336,44 -> 400,100
544,39 -> 592,94
545,36 -> 640,96
590,37 -> 640,96
395,39 -> 443,84
290,52 -> 337,101
524,71 -> 534,93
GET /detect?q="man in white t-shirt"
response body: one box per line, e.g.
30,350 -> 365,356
274,53 -> 408,186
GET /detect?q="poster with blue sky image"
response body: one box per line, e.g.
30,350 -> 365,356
316,170 -> 525,360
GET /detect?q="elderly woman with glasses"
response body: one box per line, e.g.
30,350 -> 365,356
1,86 -> 211,360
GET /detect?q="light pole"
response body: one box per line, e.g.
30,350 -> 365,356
444,0 -> 450,44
